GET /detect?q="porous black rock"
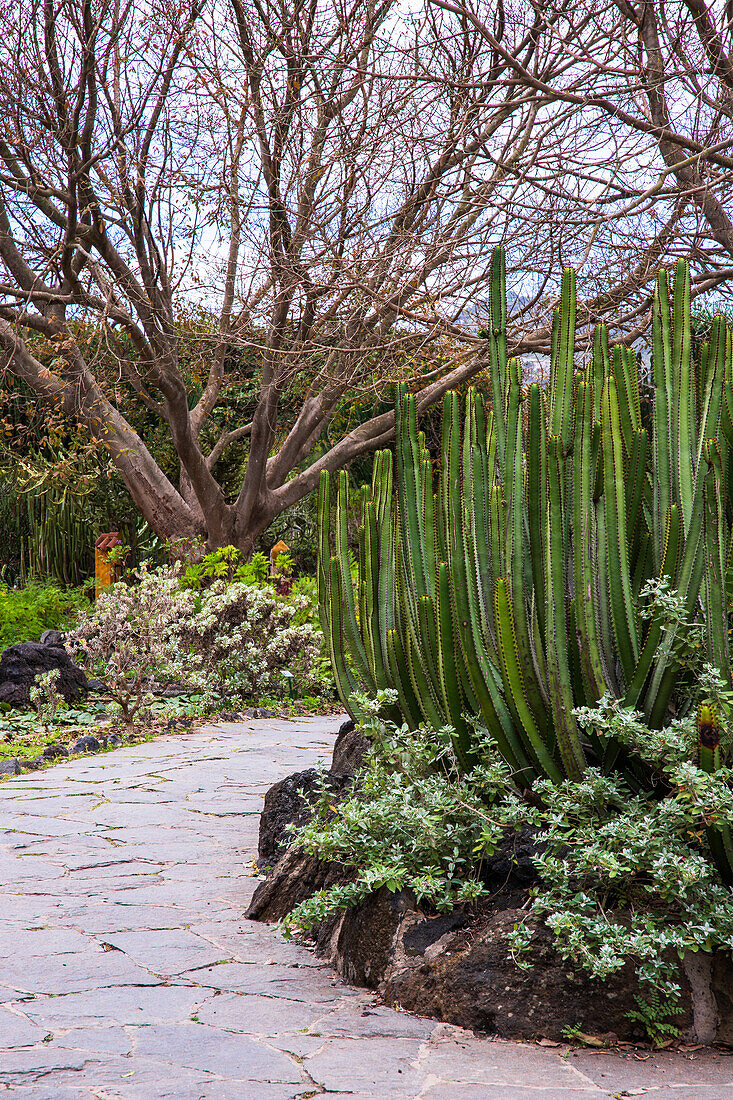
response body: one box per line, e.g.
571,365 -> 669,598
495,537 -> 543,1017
379,909 -> 655,1041
330,724 -> 369,778
0,758 -> 21,776
256,768 -> 352,868
0,642 -> 88,708
333,887 -> 413,989
479,824 -> 541,901
42,742 -> 68,760
71,734 -> 101,754
246,845 -> 353,924
106,734 -> 123,748
39,629 -> 66,647
247,716 -> 368,922
402,912 -> 467,956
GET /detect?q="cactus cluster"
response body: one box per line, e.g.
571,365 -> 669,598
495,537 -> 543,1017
317,249 -> 733,875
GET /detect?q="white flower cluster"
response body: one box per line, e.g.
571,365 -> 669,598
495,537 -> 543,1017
177,579 -> 319,699
71,564 -> 321,725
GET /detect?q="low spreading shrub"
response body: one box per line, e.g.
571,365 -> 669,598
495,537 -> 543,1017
282,696 -> 508,930
0,582 -> 88,648
282,688 -> 733,1043
71,563 -> 324,728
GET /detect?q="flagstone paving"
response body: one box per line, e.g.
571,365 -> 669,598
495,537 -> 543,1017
1,715 -> 733,1098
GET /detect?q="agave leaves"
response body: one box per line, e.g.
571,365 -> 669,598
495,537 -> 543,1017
318,252 -> 733,825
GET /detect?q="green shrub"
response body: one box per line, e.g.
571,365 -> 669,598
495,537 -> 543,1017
0,582 -> 88,648
282,695 -> 509,932
283,694 -> 733,1043
181,545 -> 271,590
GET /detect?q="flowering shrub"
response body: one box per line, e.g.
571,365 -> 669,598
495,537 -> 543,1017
71,564 -> 323,727
29,669 -> 62,733
71,566 -> 193,728
178,579 -> 320,700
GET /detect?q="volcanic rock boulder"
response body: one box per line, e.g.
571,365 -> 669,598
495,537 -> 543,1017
247,719 -> 367,927
0,642 -> 88,707
254,719 -> 369,871
256,768 -> 353,868
247,719 -> 733,1043
377,909 -> 651,1041
330,720 -> 369,777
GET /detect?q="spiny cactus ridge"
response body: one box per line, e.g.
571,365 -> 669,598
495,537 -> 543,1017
317,249 -> 733,879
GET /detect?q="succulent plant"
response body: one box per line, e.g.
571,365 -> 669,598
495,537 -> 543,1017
318,250 -> 733,877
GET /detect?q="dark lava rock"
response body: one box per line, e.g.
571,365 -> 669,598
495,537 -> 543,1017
0,758 -> 21,776
42,742 -> 69,760
330,724 -> 369,777
247,846 -> 350,924
246,716 -> 369,924
0,642 -> 88,708
246,845 -> 353,923
256,768 -> 352,868
106,734 -> 122,748
379,910 -> 685,1042
479,825 -> 541,901
164,718 -> 194,730
403,912 -> 467,956
334,888 -> 413,988
40,629 -> 65,647
71,734 -> 101,754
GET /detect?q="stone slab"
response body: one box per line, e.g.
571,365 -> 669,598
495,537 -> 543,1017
2,714 -> 733,1098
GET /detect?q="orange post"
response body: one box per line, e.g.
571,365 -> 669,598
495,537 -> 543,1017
95,532 -> 122,599
269,539 -> 290,577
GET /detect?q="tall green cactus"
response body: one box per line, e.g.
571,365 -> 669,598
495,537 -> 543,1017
318,250 -> 733,880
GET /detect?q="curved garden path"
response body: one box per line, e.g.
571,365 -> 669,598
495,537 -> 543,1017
1,715 -> 732,1099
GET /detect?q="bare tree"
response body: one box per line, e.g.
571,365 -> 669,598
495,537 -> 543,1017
433,0 -> 733,345
1,0 -> 731,553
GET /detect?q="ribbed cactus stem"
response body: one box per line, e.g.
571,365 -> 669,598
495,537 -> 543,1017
315,256 -> 733,824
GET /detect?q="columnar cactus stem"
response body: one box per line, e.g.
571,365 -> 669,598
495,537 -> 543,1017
316,251 -> 733,872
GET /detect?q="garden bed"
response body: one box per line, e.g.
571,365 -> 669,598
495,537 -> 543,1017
247,722 -> 733,1048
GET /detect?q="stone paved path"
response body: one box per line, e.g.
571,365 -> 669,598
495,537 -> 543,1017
1,716 -> 733,1098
